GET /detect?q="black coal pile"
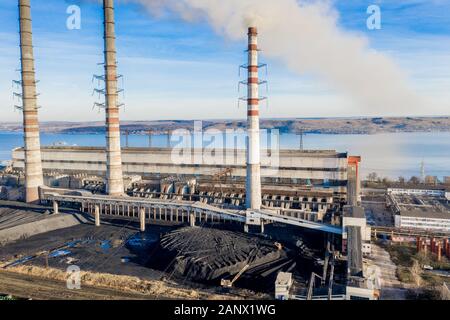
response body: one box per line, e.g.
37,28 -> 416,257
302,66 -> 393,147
149,227 -> 291,284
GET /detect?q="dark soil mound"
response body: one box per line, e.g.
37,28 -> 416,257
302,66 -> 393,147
150,227 -> 290,283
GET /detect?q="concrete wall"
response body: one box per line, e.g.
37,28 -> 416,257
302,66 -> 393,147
12,147 -> 348,182
0,213 -> 88,245
347,156 -> 361,206
343,217 -> 371,242
345,285 -> 376,300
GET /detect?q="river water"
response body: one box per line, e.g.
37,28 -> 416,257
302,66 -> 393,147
1,131 -> 449,180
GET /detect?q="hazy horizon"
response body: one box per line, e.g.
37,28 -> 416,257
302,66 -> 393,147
0,114 -> 449,124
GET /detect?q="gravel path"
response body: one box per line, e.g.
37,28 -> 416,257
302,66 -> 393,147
369,244 -> 409,300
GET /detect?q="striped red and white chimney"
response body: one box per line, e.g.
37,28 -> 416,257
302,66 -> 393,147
245,27 -> 262,210
19,0 -> 44,203
103,0 -> 124,196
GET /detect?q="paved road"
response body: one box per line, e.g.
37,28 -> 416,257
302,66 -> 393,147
369,245 -> 409,300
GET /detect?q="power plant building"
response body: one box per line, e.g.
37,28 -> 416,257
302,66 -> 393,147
387,188 -> 450,232
11,146 -> 359,207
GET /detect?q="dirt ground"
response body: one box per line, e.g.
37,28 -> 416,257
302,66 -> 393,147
368,244 -> 409,300
361,195 -> 394,227
0,217 -> 284,299
374,242 -> 450,300
0,218 -> 172,281
0,269 -> 156,300
0,203 -> 328,300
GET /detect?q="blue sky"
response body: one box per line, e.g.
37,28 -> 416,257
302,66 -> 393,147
1,0 -> 450,121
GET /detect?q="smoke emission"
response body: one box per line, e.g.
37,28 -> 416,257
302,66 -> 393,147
131,0 -> 423,113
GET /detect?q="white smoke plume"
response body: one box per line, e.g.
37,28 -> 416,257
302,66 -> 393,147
130,0 -> 423,114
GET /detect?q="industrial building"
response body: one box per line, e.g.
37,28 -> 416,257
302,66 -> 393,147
10,146 -> 356,208
394,211 -> 450,232
387,188 -> 450,232
444,176 -> 450,186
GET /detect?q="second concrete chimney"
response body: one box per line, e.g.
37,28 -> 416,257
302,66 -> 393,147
18,0 -> 44,203
103,0 -> 124,196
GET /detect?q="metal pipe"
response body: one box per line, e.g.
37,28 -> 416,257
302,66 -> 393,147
103,0 -> 124,196
18,0 -> 44,203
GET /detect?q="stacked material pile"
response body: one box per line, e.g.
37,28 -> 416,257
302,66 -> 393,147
153,227 -> 290,283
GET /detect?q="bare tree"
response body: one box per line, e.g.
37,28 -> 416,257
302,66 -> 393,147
409,176 -> 420,185
367,172 -> 378,182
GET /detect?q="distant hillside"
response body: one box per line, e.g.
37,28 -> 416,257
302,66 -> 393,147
1,116 -> 449,135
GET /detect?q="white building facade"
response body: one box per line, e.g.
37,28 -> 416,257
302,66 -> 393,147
395,214 -> 450,232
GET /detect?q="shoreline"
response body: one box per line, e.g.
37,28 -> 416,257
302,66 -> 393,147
1,116 -> 449,135
1,129 -> 450,135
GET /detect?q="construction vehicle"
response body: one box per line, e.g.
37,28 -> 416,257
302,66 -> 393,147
274,242 -> 283,250
220,264 -> 250,288
220,248 -> 257,288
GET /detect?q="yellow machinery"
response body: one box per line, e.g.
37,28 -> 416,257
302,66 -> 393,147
220,264 -> 250,288
220,248 -> 257,288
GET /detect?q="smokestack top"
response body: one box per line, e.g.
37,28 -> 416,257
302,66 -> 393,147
248,27 -> 257,36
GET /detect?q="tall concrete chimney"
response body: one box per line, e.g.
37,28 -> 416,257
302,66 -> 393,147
103,0 -> 124,196
245,27 -> 262,210
18,0 -> 44,203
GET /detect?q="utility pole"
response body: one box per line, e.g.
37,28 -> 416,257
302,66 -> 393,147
167,129 -> 171,148
299,128 -> 304,150
148,130 -> 152,147
420,160 -> 425,183
124,129 -> 129,148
